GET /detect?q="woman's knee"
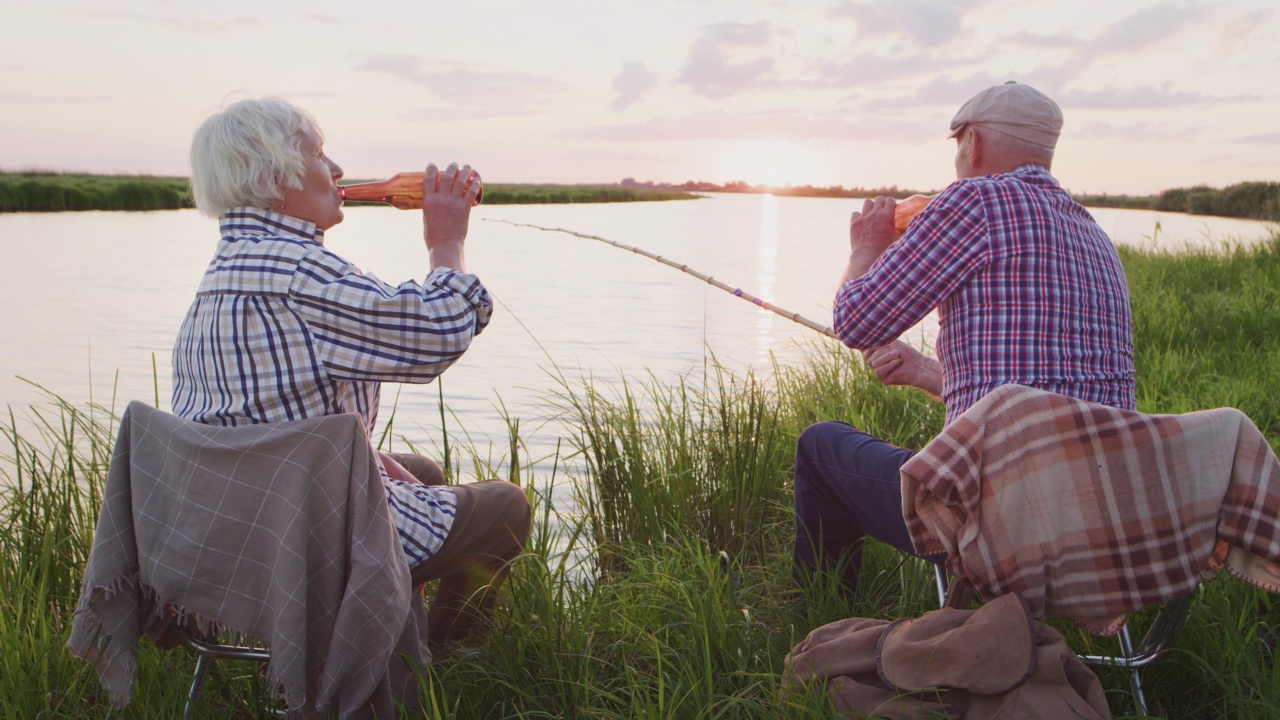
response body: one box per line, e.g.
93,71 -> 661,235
471,480 -> 532,553
494,481 -> 532,543
386,452 -> 446,486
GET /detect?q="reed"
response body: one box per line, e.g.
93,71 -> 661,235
0,172 -> 191,212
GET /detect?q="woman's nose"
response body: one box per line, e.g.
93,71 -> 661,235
329,159 -> 343,180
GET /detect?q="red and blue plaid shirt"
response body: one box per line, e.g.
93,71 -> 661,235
834,164 -> 1136,423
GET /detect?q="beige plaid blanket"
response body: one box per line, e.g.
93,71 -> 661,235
901,384 -> 1280,634
67,401 -> 427,718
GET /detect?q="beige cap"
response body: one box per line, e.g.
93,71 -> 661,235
948,81 -> 1063,149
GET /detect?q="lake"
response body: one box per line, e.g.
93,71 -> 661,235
2,194 -> 1276,485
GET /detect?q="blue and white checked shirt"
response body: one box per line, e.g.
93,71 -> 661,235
172,208 -> 494,566
835,165 -> 1136,423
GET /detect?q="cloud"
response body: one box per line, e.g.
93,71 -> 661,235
354,55 -> 569,116
1056,83 -> 1217,109
910,71 -> 1029,106
0,92 -> 107,103
1085,3 -> 1203,54
612,62 -> 659,112
0,92 -> 49,102
1003,31 -> 1085,50
1070,120 -> 1180,143
825,0 -> 975,46
1234,133 -> 1280,144
677,22 -> 777,98
816,50 -> 972,90
568,109 -> 936,144
905,65 -> 1227,112
83,11 -> 260,34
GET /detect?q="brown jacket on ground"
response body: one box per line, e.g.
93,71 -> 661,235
784,593 -> 1110,719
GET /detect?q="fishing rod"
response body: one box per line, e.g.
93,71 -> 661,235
486,219 -> 839,341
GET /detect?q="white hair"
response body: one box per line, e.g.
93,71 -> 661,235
189,97 -> 323,217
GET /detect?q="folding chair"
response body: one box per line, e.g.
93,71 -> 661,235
932,564 -> 1193,716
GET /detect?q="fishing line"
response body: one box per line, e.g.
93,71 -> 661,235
487,219 -> 839,341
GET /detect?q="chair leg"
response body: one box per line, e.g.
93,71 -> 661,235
931,566 -> 1162,712
184,653 -> 214,720
1117,624 -> 1150,716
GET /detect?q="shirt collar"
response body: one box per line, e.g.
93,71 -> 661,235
219,207 -> 325,245
1009,163 -> 1056,182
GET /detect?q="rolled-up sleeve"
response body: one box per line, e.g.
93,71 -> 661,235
289,252 -> 494,383
834,184 -> 988,349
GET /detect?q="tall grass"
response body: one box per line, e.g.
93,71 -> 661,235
556,362 -> 790,563
3,235 -> 1280,718
0,173 -> 192,212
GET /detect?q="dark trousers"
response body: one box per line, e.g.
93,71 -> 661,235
792,421 -> 943,598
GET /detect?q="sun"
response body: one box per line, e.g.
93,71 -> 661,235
723,138 -> 815,189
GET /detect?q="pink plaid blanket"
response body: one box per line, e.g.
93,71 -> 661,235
901,384 -> 1280,634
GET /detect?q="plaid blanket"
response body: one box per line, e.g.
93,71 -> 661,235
901,384 -> 1280,634
67,401 -> 427,718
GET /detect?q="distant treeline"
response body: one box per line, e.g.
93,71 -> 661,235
677,178 -> 1280,222
1077,182 -> 1280,221
0,172 -> 699,212
674,179 -> 932,200
5,172 -> 1275,220
1152,182 -> 1279,221
0,173 -> 191,212
468,184 -> 697,205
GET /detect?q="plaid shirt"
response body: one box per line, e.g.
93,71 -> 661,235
172,208 -> 493,566
834,165 -> 1135,423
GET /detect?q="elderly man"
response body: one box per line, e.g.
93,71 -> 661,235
792,82 -> 1136,599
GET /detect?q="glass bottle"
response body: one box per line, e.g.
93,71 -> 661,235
893,194 -> 933,234
338,171 -> 483,209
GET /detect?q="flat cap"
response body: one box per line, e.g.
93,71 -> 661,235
948,81 -> 1063,149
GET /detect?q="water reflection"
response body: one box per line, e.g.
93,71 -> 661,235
756,194 -> 778,362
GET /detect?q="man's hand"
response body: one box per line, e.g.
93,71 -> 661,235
862,340 -> 943,399
422,162 -> 480,271
841,196 -> 900,285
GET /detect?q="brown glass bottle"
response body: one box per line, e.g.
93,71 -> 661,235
893,194 -> 933,234
338,171 -> 483,209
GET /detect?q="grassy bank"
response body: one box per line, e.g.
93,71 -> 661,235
0,173 -> 190,212
0,172 -> 698,212
4,235 -> 1280,718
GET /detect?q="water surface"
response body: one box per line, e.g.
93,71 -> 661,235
2,195 -> 1274,478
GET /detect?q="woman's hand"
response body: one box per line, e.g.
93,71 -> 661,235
422,162 -> 481,271
862,340 -> 943,399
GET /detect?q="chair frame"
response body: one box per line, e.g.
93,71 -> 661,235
172,622 -> 282,719
933,564 -> 1192,717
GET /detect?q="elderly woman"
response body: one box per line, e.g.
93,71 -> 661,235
175,96 -> 529,646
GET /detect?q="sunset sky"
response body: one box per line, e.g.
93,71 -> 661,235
2,0 -> 1277,195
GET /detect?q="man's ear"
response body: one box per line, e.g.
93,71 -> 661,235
966,127 -> 984,171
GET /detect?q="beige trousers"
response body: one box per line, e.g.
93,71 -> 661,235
382,452 -> 531,645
